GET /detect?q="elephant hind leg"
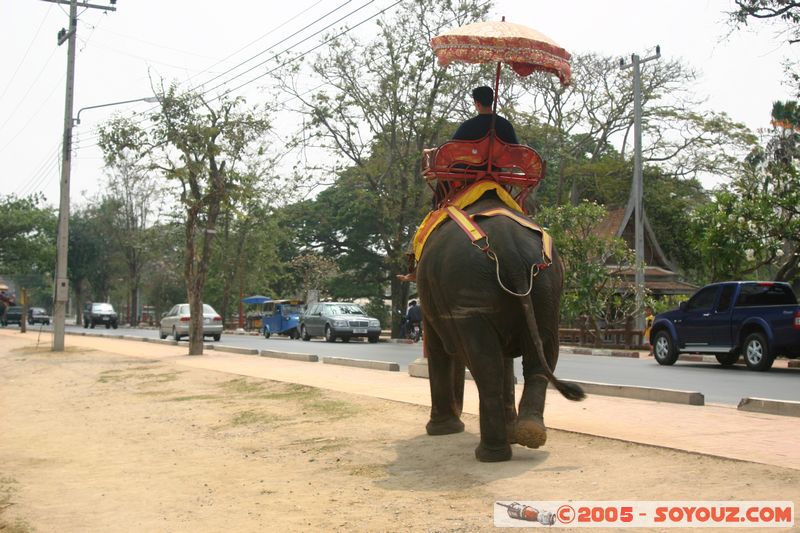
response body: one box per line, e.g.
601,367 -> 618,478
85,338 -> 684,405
515,419 -> 547,449
515,374 -> 548,449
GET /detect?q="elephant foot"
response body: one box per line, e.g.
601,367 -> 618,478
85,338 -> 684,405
515,418 -> 547,449
506,422 -> 518,445
475,442 -> 512,462
426,418 -> 465,436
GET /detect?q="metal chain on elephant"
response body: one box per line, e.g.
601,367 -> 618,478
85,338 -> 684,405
474,236 -> 542,297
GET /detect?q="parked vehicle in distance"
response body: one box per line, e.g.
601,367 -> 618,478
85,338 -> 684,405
2,306 -> 23,326
300,302 -> 381,343
159,303 -> 223,342
650,281 -> 800,371
261,299 -> 304,339
28,307 -> 51,325
84,302 -> 118,329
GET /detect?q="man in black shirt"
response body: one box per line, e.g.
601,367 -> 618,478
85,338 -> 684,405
452,86 -> 519,144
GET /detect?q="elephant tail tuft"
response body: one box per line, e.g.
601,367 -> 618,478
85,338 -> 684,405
553,379 -> 585,401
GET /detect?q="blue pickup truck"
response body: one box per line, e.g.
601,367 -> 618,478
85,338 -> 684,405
651,281 -> 800,371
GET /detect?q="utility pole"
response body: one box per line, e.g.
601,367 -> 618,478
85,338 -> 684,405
46,0 -> 117,351
620,46 -> 660,332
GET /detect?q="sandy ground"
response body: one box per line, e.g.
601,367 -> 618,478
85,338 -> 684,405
1,334 -> 798,532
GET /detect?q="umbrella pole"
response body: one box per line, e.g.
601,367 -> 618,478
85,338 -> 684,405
488,61 -> 502,176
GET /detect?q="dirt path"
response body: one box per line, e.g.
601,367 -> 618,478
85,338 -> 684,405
1,335 -> 798,532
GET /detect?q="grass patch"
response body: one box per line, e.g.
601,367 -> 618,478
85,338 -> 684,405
136,389 -> 181,397
218,378 -> 265,395
256,383 -> 321,401
0,476 -> 33,533
302,398 -> 360,419
140,371 -> 183,384
166,394 -> 220,402
348,464 -> 386,478
98,369 -> 183,385
229,410 -> 281,427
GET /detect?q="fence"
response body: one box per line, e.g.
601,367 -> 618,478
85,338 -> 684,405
558,317 -> 647,350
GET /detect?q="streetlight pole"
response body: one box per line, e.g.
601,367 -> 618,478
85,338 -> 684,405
47,0 -> 117,352
52,95 -> 158,349
620,46 -> 660,332
75,96 -> 158,125
52,0 -> 78,352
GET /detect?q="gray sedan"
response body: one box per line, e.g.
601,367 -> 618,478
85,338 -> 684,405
300,302 -> 381,343
159,303 -> 223,341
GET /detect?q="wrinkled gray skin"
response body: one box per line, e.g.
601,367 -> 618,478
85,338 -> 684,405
417,193 -> 584,462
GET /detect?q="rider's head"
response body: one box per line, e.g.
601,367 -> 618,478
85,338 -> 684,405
409,300 -> 417,307
472,86 -> 494,109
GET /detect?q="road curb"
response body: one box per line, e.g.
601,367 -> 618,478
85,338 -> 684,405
212,345 -> 259,356
561,346 -> 641,358
737,397 -> 800,417
260,350 -> 319,363
408,358 -> 475,380
322,356 -> 399,372
409,359 -> 702,405
557,380 -> 704,405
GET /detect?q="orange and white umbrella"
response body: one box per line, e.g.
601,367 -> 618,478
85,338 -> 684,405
431,20 -> 571,85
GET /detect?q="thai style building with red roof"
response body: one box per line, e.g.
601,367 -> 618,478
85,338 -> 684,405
597,204 -> 697,298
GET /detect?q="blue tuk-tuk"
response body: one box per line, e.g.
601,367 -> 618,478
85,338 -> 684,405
261,299 -> 304,339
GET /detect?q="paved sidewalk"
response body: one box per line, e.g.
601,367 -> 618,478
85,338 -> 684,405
3,329 -> 799,471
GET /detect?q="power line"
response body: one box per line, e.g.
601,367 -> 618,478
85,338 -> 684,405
0,4 -> 53,102
201,0 -> 383,100
181,0 -> 329,89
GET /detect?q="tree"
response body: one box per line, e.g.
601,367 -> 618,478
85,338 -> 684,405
537,201 -> 638,339
687,101 -> 800,288
68,203 -> 119,324
730,0 -> 800,44
99,85 -> 272,354
509,53 -> 756,208
0,194 -> 56,277
278,0 -> 489,335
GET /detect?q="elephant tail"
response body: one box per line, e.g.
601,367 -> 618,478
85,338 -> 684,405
520,298 -> 585,402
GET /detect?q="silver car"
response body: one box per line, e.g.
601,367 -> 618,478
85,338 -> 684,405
159,303 -> 223,341
300,302 -> 381,343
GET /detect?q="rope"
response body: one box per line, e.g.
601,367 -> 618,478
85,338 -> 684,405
486,247 -> 541,297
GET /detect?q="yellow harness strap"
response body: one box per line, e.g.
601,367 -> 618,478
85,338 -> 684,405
473,207 -> 553,268
412,181 -> 521,261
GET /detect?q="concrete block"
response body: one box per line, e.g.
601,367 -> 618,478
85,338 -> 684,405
737,397 -> 800,417
260,350 -> 319,362
610,350 -> 640,358
553,380 -> 705,406
148,339 -> 178,346
212,345 -> 259,355
322,356 -> 399,372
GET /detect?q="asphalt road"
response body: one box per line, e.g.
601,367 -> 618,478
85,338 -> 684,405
19,322 -> 800,406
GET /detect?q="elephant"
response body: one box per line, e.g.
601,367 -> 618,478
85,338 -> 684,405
416,191 -> 585,462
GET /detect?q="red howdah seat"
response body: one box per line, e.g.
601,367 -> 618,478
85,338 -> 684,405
421,134 -> 545,210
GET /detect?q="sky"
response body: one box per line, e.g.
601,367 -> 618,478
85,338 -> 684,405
1,0 -> 796,207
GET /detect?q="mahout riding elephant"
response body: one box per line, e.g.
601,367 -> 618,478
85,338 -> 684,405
416,191 -> 585,462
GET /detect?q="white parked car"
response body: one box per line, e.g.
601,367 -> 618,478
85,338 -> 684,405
159,303 -> 223,341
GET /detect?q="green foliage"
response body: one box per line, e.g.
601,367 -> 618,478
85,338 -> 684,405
98,84 -> 273,352
362,296 -> 390,329
687,98 -> 800,287
537,201 -> 638,327
280,0 -> 489,328
0,194 -> 56,277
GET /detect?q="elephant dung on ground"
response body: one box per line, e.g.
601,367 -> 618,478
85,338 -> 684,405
417,192 -> 585,462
